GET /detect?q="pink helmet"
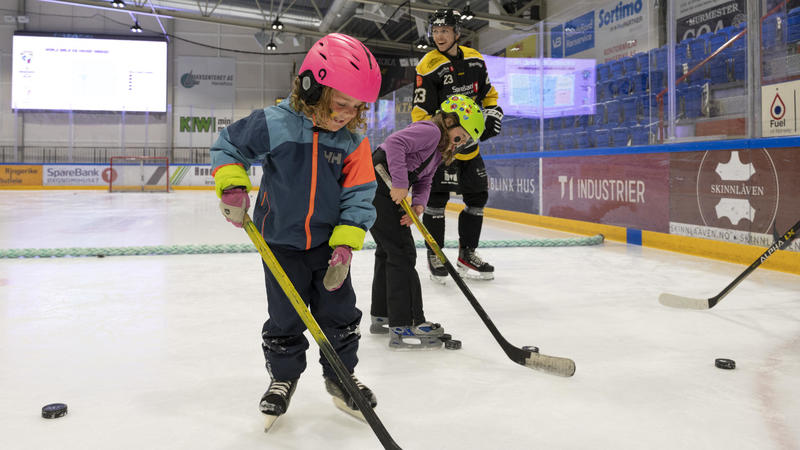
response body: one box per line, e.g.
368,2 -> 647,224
298,33 -> 382,104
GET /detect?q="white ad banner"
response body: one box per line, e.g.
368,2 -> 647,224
762,79 -> 799,137
43,164 -> 107,186
670,222 -> 800,252
169,164 -> 262,188
173,106 -> 235,148
551,0 -> 659,63
175,56 -> 235,107
40,164 -> 262,188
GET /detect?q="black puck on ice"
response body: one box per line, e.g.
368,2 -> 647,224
42,403 -> 68,419
714,358 -> 736,370
438,333 -> 452,342
444,339 -> 462,350
522,346 -> 539,353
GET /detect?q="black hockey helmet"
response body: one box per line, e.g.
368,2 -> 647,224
428,9 -> 462,35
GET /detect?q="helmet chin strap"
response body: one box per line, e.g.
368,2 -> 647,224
437,38 -> 459,56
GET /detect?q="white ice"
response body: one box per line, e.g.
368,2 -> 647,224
1,191 -> 798,450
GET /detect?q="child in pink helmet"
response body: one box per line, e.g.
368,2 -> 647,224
210,33 -> 382,430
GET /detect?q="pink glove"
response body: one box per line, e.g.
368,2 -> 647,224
219,187 -> 250,227
323,246 -> 352,291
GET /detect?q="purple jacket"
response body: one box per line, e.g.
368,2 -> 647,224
381,121 -> 443,206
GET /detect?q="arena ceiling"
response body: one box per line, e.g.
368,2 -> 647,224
40,0 -> 543,52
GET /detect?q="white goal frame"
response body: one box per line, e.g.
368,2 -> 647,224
108,156 -> 170,192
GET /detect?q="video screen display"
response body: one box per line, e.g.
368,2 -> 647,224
484,55 -> 596,118
12,32 -> 167,112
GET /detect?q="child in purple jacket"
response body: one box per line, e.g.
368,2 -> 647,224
369,95 -> 484,349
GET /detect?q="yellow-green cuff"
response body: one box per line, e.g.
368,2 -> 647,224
213,164 -> 251,198
329,225 -> 367,250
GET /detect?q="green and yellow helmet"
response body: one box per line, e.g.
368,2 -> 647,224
440,95 -> 485,142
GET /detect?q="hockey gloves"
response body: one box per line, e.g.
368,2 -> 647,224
323,245 -> 352,291
480,105 -> 503,141
219,187 -> 250,227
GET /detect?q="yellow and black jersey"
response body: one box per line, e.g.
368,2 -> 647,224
412,46 -> 499,160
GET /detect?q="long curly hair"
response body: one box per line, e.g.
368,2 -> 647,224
431,111 -> 459,165
289,77 -> 368,133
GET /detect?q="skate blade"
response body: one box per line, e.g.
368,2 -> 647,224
429,274 -> 447,285
263,414 -> 280,433
388,338 -> 444,350
456,265 -> 494,280
369,324 -> 390,334
332,397 -> 367,423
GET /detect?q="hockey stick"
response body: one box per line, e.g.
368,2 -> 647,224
242,214 -> 402,450
375,164 -> 576,377
659,219 -> 800,310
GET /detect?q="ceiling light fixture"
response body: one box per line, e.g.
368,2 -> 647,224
415,37 -> 428,49
271,18 -> 284,30
266,41 -> 277,51
111,0 -> 126,8
461,3 -> 474,21
130,21 -> 142,33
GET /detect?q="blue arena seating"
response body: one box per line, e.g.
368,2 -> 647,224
605,100 -> 621,126
621,96 -> 638,124
592,128 -> 610,147
789,8 -> 800,43
611,127 -> 630,146
576,130 -> 590,148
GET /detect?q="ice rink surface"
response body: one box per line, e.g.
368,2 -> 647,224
1,191 -> 798,450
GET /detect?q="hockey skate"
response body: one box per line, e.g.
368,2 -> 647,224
324,374 -> 377,423
389,322 -> 445,350
427,252 -> 448,284
369,315 -> 389,334
260,378 -> 299,432
457,247 -> 494,280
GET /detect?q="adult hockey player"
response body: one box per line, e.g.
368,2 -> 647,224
413,8 -> 504,282
210,33 -> 381,430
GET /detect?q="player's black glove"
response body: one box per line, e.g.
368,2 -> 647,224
480,105 -> 503,141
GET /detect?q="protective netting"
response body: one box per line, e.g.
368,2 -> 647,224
0,235 -> 603,259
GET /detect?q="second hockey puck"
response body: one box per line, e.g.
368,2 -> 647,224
438,333 -> 452,342
714,358 -> 736,370
522,346 -> 539,353
444,339 -> 462,350
42,403 -> 68,419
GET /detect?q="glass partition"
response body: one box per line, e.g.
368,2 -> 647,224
366,0 -> 799,151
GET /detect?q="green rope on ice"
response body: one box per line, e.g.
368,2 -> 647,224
0,235 -> 603,259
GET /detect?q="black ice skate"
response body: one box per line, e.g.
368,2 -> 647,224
427,252 -> 448,284
324,374 -> 377,422
260,378 -> 298,432
457,247 -> 494,280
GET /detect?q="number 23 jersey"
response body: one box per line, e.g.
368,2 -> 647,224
411,46 -> 499,123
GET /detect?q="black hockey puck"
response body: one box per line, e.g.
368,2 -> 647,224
444,339 -> 462,350
715,358 -> 735,370
42,403 -> 68,419
438,333 -> 452,342
96,254 -> 105,258
522,346 -> 539,353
